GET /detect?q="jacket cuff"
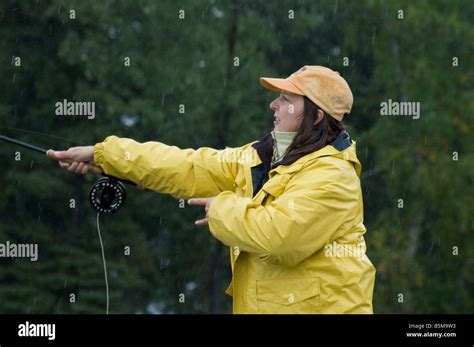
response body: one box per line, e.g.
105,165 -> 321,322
207,191 -> 232,244
93,141 -> 105,167
208,191 -> 250,247
93,136 -> 116,167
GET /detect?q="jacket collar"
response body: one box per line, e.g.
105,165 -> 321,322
251,130 -> 356,169
249,131 -> 361,197
272,140 -> 361,177
251,132 -> 273,173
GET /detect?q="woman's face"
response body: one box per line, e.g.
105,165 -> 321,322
269,91 -> 305,132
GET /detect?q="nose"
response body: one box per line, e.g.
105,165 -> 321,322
269,98 -> 279,112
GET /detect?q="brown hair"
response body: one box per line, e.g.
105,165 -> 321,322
284,96 -> 346,159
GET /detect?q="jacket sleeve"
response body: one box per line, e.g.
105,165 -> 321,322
207,158 -> 361,267
93,135 -> 249,199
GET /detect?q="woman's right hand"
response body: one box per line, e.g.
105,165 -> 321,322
47,146 -> 102,174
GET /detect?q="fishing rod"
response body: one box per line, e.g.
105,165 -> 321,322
0,134 -> 135,214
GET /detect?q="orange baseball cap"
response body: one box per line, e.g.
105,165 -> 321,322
260,65 -> 353,121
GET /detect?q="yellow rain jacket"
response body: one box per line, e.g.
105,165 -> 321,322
93,131 -> 376,314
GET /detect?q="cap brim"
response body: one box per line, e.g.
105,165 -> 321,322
260,77 -> 304,95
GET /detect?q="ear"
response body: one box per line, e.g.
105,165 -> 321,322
313,109 -> 324,125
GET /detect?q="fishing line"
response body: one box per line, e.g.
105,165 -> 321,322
96,212 -> 109,314
0,126 -> 84,145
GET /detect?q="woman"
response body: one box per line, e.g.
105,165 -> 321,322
48,65 -> 376,314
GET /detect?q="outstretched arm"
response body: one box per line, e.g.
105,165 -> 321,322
49,136 -> 253,199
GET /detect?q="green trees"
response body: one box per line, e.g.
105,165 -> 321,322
0,0 -> 472,313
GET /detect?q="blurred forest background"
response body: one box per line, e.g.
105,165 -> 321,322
0,0 -> 472,314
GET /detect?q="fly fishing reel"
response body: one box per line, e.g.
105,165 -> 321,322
89,177 -> 127,214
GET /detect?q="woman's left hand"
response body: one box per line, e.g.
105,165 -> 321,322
187,197 -> 215,225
